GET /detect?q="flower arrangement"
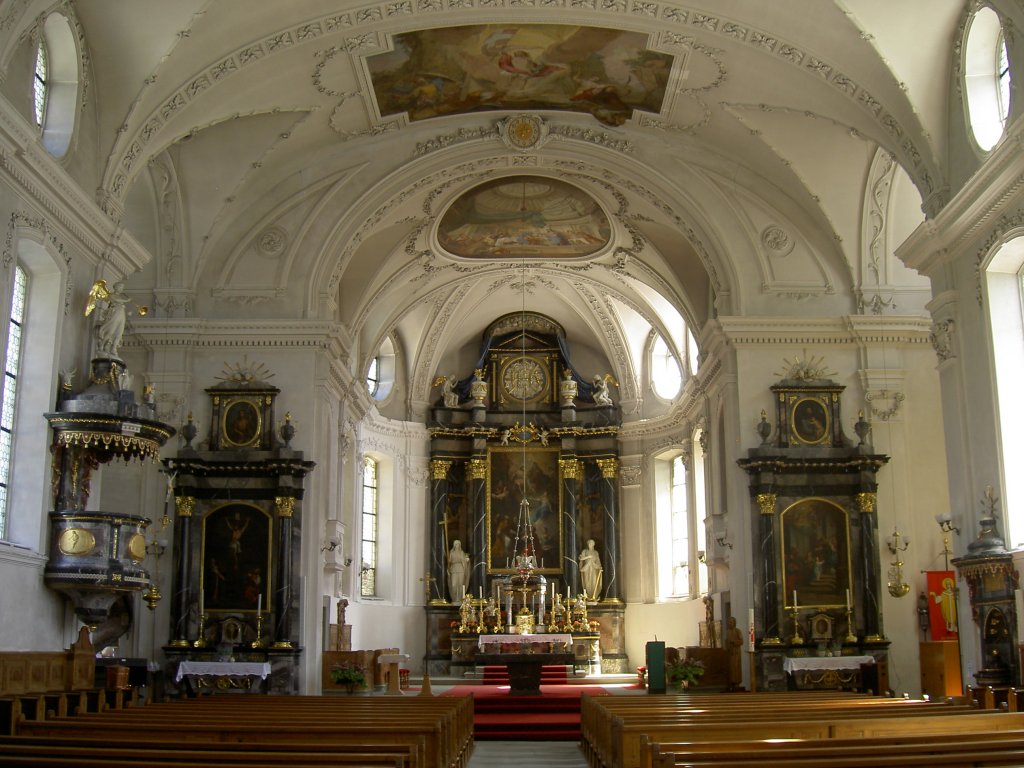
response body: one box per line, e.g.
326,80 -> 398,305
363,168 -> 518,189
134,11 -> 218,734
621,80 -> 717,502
666,658 -> 705,689
329,662 -> 367,690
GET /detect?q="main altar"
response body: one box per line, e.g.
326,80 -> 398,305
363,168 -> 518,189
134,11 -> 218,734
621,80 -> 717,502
425,312 -> 627,676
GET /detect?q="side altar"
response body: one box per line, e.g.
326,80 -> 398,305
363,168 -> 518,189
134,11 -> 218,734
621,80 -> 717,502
426,312 -> 627,675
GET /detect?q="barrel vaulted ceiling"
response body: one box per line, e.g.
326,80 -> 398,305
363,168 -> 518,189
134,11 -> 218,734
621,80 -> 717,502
9,1 -> 965,415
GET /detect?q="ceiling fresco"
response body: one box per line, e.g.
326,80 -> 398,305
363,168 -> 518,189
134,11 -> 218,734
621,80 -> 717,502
437,176 -> 612,259
366,24 -> 673,127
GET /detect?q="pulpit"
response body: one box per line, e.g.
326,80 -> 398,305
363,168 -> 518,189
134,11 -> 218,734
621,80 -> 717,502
378,653 -> 410,695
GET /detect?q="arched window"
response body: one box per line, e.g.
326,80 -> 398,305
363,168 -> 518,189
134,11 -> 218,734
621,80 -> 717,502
964,6 -> 1012,152
985,233 -> 1024,547
360,456 -> 379,597
2,236 -> 63,550
367,335 -> 396,401
32,13 -> 79,158
650,334 -> 682,400
32,39 -> 46,127
0,266 -> 27,537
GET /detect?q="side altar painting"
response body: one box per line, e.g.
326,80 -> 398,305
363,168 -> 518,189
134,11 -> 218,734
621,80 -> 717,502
201,503 -> 272,614
781,498 -> 851,609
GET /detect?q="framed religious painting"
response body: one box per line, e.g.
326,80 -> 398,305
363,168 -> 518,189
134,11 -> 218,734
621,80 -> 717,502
486,446 -> 562,574
780,497 -> 852,609
199,502 -> 272,614
207,384 -> 278,450
790,397 -> 830,445
772,382 -> 844,448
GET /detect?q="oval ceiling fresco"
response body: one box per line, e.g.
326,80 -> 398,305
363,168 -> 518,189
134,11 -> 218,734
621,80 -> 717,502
436,176 -> 612,259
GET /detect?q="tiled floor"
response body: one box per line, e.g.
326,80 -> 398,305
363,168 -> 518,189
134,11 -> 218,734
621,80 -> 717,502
468,740 -> 588,767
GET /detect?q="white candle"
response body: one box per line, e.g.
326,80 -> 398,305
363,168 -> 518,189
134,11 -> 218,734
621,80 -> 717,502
479,586 -> 483,601
845,588 -> 851,610
199,591 -> 204,616
567,585 -> 571,600
747,608 -> 755,653
793,590 -> 798,608
257,593 -> 262,615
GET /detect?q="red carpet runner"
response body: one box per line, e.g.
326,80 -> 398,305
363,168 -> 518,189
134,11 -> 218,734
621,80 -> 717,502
442,684 -> 608,741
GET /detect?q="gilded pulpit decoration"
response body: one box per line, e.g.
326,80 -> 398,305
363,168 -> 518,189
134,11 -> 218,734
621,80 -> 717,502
431,459 -> 452,480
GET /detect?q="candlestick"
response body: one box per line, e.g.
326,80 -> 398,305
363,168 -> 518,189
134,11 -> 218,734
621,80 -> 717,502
747,607 -> 755,653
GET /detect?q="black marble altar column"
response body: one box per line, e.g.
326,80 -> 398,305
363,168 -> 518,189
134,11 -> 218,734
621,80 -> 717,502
857,491 -> 884,640
597,457 -> 621,602
430,459 -> 452,605
467,454 -> 488,598
169,495 -> 194,646
273,496 -> 295,646
560,455 -> 581,596
756,492 -> 782,643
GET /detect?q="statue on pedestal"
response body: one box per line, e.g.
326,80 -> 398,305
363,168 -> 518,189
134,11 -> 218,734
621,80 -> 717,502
447,540 -> 470,604
579,539 -> 603,600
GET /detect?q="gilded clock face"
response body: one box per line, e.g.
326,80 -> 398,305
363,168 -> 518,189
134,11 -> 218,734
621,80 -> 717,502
504,115 -> 543,149
502,356 -> 547,401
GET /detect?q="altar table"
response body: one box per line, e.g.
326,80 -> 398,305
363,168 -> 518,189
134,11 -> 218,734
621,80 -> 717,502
175,660 -> 271,693
783,655 -> 875,691
477,633 -> 572,650
475,651 -> 575,695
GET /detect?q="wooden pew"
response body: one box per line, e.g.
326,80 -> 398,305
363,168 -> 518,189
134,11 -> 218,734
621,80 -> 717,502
12,694 -> 473,768
580,692 -> 1024,768
642,729 -> 1024,768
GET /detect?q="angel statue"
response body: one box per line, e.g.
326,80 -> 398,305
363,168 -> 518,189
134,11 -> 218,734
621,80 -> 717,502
592,373 -> 615,406
85,280 -> 145,357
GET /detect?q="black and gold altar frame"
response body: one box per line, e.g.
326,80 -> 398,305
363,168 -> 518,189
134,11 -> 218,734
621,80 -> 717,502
486,445 -> 563,574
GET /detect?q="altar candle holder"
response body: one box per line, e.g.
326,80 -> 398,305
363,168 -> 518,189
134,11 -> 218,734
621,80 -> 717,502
252,611 -> 264,648
789,606 -> 804,645
193,612 -> 207,648
844,605 -> 857,644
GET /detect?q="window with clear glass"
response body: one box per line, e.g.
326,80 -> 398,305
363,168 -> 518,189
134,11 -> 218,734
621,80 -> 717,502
32,40 -> 47,127
651,334 -> 682,399
965,6 -> 1012,151
360,456 -> 379,597
366,356 -> 380,396
0,266 -> 28,538
670,454 -> 689,595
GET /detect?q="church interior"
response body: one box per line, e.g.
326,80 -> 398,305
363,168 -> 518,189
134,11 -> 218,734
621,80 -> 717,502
3,1 -> 1024,754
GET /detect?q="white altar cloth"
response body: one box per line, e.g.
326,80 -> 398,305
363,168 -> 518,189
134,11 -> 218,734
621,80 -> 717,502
782,655 -> 875,673
175,661 -> 271,682
478,633 -> 572,649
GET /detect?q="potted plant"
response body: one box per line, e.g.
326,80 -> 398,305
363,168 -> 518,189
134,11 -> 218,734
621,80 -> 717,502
329,662 -> 367,694
666,658 -> 705,690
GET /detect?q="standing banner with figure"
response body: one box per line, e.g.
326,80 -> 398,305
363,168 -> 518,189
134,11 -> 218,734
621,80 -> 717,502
926,570 -> 959,640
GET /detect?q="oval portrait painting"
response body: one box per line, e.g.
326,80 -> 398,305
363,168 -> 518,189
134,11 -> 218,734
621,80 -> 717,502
437,176 -> 611,259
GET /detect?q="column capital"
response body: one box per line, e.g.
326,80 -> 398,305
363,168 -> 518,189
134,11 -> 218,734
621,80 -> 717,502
855,491 -> 876,514
175,496 -> 195,517
559,458 -> 582,481
467,458 -> 487,480
755,492 -> 777,516
430,459 -> 452,480
275,496 -> 295,518
596,457 -> 618,479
